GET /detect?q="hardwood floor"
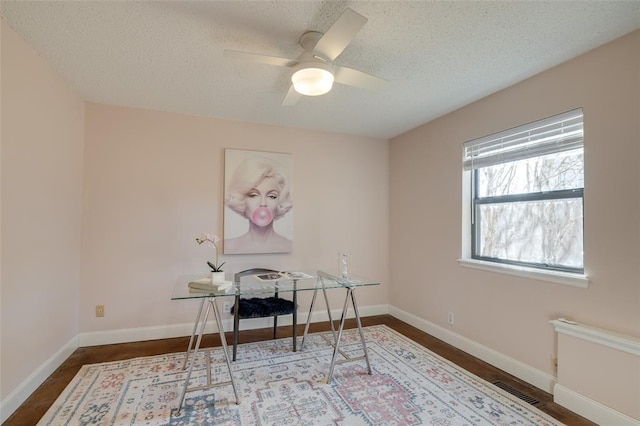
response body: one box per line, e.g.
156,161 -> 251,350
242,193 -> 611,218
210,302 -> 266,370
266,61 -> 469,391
4,315 -> 596,425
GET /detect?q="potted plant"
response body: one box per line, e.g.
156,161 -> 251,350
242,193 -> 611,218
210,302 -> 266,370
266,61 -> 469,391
196,233 -> 226,283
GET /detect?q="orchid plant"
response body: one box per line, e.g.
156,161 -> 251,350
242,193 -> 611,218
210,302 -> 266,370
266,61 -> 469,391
196,232 -> 225,272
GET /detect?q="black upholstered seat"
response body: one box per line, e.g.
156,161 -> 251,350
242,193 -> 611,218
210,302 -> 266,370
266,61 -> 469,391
232,297 -> 295,318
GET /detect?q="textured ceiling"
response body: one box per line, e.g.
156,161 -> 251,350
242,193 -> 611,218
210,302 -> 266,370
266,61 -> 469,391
1,1 -> 639,139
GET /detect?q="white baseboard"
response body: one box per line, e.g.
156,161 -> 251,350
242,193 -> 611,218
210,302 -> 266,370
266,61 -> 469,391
388,305 -> 557,393
554,384 -> 639,426
78,303 -> 390,346
0,335 -> 78,424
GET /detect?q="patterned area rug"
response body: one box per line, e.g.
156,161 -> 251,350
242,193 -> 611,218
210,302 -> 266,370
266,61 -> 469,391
38,325 -> 562,425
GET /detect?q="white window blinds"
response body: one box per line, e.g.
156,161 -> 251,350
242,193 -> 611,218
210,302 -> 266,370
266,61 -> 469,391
463,108 -> 583,171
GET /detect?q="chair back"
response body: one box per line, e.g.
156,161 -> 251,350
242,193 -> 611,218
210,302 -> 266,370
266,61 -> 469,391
234,268 -> 279,285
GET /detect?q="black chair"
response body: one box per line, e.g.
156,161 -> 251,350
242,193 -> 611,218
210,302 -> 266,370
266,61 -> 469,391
231,268 -> 297,361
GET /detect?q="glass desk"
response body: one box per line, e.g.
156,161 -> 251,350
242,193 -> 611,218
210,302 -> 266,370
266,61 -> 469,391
170,270 -> 379,414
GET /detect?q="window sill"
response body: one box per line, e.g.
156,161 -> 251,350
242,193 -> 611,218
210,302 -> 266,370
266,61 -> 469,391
457,258 -> 589,288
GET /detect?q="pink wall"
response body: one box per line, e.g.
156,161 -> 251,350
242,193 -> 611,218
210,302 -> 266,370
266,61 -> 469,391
81,103 -> 390,331
390,30 -> 639,416
1,19 -> 85,401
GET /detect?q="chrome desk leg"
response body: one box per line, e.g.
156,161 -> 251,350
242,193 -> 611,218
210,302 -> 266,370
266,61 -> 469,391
211,298 -> 240,404
326,287 -> 352,383
325,287 -> 372,383
182,297 -> 206,370
322,284 -> 337,340
176,298 -> 211,414
301,280 -> 338,352
350,289 -> 372,375
301,278 -> 337,352
300,288 -> 318,351
301,281 -> 331,351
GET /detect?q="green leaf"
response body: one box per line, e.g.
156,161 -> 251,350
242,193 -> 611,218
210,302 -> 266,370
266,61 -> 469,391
207,261 -> 225,272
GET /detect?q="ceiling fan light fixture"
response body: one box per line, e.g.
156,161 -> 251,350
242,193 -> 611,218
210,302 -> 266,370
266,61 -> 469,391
291,63 -> 334,96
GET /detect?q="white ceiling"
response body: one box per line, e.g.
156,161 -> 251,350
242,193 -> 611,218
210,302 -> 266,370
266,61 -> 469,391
1,1 -> 638,139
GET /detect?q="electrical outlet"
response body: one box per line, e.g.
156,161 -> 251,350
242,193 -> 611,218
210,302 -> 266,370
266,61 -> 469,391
223,301 -> 233,314
96,305 -> 105,317
447,311 -> 455,325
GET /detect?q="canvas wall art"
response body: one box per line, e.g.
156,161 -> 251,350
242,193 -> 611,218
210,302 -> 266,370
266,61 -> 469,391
223,149 -> 293,254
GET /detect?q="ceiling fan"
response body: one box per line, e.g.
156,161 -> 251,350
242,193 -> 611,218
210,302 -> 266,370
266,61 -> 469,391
223,8 -> 388,106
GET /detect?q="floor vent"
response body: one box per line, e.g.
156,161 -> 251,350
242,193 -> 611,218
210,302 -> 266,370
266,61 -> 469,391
492,381 -> 541,406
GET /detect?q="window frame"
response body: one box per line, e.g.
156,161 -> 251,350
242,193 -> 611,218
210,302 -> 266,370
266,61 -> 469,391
461,109 -> 588,285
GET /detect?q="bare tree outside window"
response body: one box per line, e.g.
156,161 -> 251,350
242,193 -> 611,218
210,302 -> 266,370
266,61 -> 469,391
474,149 -> 584,271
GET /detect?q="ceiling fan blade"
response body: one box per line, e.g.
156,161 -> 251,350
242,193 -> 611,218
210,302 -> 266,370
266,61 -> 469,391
334,66 -> 388,92
282,85 -> 302,106
313,8 -> 367,61
223,49 -> 296,68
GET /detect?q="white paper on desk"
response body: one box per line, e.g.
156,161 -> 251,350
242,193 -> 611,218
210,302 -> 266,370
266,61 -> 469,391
253,271 -> 314,282
253,273 -> 282,282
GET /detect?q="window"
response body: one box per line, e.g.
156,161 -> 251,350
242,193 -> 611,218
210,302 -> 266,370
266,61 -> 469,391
463,109 -> 584,274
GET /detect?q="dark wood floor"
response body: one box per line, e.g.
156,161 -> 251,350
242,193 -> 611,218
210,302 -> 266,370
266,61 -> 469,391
4,315 -> 595,425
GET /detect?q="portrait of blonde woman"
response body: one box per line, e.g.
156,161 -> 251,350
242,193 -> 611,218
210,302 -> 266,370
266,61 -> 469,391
223,149 -> 293,254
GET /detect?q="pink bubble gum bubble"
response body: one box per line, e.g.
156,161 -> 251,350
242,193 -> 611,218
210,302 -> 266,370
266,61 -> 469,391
252,207 -> 273,226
